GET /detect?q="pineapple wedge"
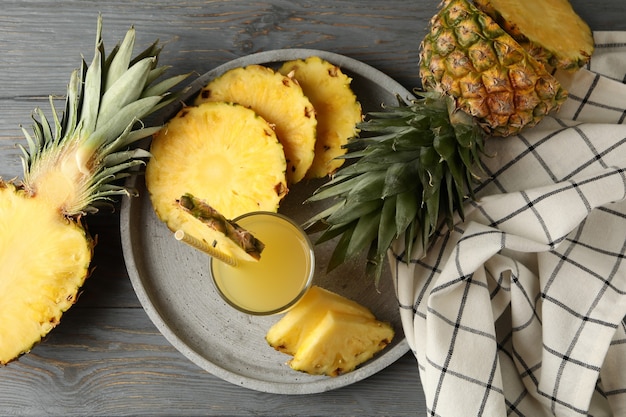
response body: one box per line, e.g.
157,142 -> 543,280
266,285 -> 375,355
278,56 -> 362,178
194,65 -> 317,184
177,194 -> 265,262
146,102 -> 287,263
289,310 -> 394,377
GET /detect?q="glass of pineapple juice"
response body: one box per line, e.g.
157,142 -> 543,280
209,211 -> 315,315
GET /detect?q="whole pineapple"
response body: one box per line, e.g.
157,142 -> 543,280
307,0 -> 592,284
0,16 -> 187,364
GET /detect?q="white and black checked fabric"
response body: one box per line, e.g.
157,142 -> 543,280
391,32 -> 626,416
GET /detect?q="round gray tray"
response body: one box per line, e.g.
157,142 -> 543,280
120,49 -> 415,394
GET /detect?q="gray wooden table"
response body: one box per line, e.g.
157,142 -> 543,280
1,1 -> 624,416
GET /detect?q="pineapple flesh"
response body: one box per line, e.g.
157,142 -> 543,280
0,17 -> 186,364
289,310 -> 394,377
473,0 -> 594,71
0,183 -> 92,362
145,102 -> 288,263
194,65 -> 317,184
419,0 -> 567,136
266,285 -> 374,356
278,56 -> 362,178
266,285 -> 393,376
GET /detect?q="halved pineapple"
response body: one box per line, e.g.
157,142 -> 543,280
194,64 -> 317,184
473,0 -> 594,71
146,102 -> 288,263
266,285 -> 375,355
0,183 -> 92,362
0,17 -> 186,364
278,56 -> 362,178
288,310 -> 394,377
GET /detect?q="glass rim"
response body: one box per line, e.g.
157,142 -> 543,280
209,211 -> 315,316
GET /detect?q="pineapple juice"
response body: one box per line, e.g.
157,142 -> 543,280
210,212 -> 315,315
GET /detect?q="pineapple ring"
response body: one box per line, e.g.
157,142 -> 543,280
195,64 -> 317,184
145,102 -> 288,263
279,56 -> 362,179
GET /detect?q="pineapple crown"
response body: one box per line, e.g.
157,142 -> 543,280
305,92 -> 486,285
18,15 -> 189,216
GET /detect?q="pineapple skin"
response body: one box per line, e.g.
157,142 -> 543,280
419,0 -> 568,137
195,65 -> 317,184
278,56 -> 362,179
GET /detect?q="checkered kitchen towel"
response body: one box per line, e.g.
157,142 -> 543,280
391,32 -> 626,416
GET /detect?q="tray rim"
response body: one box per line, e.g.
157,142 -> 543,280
120,48 -> 414,394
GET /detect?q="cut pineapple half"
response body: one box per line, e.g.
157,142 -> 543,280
288,310 -> 394,377
278,56 -> 362,178
0,183 -> 92,363
266,285 -> 375,355
0,17 -> 186,364
194,64 -> 317,184
146,102 -> 287,263
473,0 -> 593,71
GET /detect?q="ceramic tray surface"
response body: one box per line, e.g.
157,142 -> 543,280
120,49 -> 414,394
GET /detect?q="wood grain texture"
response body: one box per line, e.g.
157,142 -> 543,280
1,0 -> 626,415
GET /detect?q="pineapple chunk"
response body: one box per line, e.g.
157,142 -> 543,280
266,285 -> 374,355
473,0 -> 593,70
0,182 -> 92,364
278,56 -> 362,178
288,310 -> 394,377
195,65 -> 317,184
146,102 -> 288,263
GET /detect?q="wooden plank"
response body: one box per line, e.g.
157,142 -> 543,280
2,308 -> 424,417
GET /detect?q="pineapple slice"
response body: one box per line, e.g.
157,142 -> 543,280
194,65 -> 317,184
288,310 -> 394,377
145,102 -> 288,263
0,18 -> 186,364
266,285 -> 375,355
278,56 -> 362,178
473,0 -> 594,70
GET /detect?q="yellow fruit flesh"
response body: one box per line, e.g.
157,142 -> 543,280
266,285 -> 375,355
195,65 -> 317,184
0,182 -> 91,364
279,57 -> 362,178
473,0 -> 594,70
146,102 -> 287,263
288,310 -> 394,377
